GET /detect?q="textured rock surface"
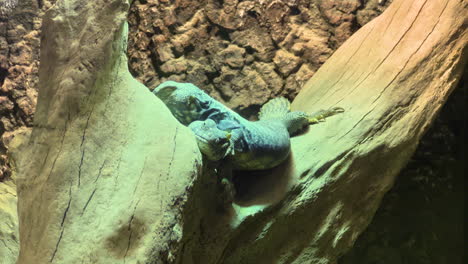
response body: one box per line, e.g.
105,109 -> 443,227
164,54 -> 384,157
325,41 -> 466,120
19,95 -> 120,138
14,1 -> 202,263
127,0 -> 392,116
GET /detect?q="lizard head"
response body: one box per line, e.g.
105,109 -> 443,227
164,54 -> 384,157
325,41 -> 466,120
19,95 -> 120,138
188,119 -> 234,161
153,81 -> 211,125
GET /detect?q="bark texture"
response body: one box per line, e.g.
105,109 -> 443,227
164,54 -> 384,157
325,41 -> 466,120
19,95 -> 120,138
8,0 -> 468,264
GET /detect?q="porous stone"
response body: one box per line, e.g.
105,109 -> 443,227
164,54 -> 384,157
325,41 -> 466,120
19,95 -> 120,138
273,49 -> 302,76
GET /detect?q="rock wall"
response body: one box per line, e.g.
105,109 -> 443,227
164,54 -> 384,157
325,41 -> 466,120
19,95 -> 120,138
127,0 -> 391,117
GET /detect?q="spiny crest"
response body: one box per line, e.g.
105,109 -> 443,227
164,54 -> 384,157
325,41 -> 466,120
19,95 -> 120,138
258,97 -> 291,120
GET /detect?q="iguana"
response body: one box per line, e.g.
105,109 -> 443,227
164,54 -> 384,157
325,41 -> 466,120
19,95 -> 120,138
153,81 -> 343,170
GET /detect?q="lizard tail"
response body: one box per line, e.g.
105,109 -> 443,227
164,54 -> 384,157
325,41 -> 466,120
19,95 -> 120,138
258,97 -> 291,120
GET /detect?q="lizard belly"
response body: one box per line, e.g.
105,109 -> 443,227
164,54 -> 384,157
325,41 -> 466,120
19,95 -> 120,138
231,121 -> 291,170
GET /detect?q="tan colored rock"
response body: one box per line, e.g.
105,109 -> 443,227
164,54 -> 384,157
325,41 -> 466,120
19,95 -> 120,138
0,96 -> 14,112
218,44 -> 246,69
160,57 -> 189,74
251,61 -> 284,95
214,65 -> 272,109
230,25 -> 276,59
273,49 -> 302,76
283,63 -> 315,99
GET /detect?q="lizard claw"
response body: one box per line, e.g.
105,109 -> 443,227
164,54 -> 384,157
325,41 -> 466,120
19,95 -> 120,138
308,107 -> 344,124
330,107 -> 345,114
222,132 -> 236,157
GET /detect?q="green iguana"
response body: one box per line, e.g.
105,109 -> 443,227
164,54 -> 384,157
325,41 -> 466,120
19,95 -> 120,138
153,81 -> 343,170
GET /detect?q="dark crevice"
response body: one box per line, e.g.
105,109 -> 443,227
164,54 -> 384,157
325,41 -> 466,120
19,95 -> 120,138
153,26 -> 163,35
215,27 -> 232,42
289,6 -> 301,16
167,24 -> 178,35
147,51 -> 172,79
236,104 -> 262,120
247,10 -> 258,19
184,43 -> 195,54
245,46 -> 256,55
205,70 -> 221,83
0,67 -> 8,86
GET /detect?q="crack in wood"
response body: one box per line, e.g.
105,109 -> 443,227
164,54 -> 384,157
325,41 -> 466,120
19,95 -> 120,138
166,127 -> 179,179
78,103 -> 95,187
382,0 -> 406,35
335,0 -> 437,141
113,155 -> 123,190
49,227 -> 64,263
123,200 -> 140,262
353,0 -> 449,141
46,126 -> 68,183
50,185 -> 72,263
61,185 -> 72,227
81,188 -> 96,215
38,147 -> 50,177
132,157 -> 147,196
94,159 -> 107,183
334,0 -> 429,107
323,23 -> 377,104
77,149 -> 85,187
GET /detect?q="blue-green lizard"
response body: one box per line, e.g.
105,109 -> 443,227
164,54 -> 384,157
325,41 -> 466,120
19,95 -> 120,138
153,81 -> 343,170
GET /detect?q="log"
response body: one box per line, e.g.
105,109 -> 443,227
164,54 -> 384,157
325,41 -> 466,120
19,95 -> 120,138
15,1 -> 202,263
14,0 -> 466,263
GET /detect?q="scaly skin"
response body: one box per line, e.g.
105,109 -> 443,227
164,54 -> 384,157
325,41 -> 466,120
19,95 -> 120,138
153,81 -> 343,170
